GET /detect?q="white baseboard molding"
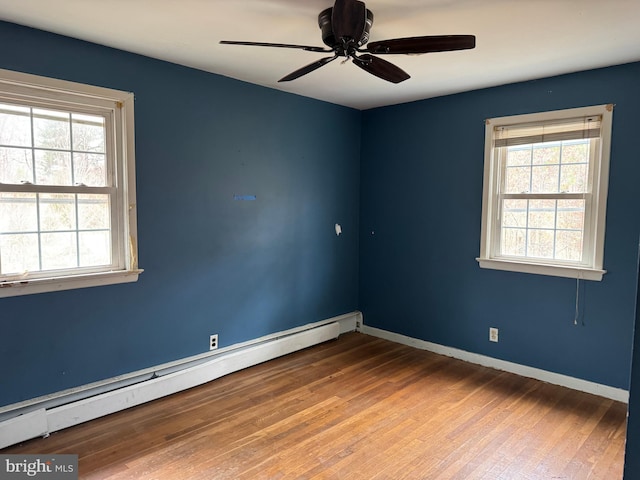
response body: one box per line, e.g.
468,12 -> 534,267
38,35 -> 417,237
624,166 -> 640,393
0,311 -> 361,449
360,325 -> 629,403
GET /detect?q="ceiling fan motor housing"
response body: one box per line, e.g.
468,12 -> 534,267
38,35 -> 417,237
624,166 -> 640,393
318,7 -> 374,50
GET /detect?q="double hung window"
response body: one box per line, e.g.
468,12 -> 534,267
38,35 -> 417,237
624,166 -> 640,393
477,105 -> 613,280
0,69 -> 140,297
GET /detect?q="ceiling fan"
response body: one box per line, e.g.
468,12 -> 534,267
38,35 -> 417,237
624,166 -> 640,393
220,0 -> 475,84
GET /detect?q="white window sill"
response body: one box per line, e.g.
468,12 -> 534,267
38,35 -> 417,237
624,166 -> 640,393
476,258 -> 605,281
0,269 -> 144,298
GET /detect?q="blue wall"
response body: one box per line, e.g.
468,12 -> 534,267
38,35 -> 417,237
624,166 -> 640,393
359,62 -> 640,390
0,21 -> 360,407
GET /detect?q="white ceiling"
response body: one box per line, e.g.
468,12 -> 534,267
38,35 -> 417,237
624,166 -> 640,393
0,0 -> 639,110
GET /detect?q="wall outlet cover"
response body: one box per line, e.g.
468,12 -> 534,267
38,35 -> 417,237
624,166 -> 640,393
210,334 -> 218,351
489,328 -> 499,342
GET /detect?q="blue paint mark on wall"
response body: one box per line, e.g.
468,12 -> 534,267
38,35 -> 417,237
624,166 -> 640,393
233,195 -> 257,201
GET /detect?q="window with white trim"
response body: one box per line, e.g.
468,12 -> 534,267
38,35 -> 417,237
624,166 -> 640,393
477,105 -> 613,281
0,69 -> 141,297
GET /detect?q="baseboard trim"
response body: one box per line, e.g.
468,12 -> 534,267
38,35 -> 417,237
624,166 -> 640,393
0,311 -> 361,449
360,325 -> 629,403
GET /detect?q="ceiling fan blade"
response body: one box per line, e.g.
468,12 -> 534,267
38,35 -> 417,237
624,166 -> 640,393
366,35 -> 476,54
278,56 -> 338,82
352,54 -> 410,84
332,0 -> 367,43
220,40 -> 330,53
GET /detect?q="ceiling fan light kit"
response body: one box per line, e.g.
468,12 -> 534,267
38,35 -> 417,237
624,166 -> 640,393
220,0 -> 475,84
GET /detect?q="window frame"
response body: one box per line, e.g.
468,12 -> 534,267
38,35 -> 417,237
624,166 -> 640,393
0,68 -> 141,297
477,105 -> 613,281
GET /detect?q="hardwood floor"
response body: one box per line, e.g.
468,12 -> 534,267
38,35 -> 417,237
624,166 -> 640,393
2,332 -> 628,479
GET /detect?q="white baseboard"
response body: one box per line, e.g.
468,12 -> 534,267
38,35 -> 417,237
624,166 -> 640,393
360,324 -> 629,403
0,311 -> 361,449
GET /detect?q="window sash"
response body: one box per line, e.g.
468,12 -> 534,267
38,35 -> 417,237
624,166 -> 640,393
0,187 -> 121,280
495,197 -> 591,264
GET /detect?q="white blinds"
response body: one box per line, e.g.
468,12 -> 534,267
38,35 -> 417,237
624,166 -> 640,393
494,115 -> 602,147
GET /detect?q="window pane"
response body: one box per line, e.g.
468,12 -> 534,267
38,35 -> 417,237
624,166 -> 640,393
501,228 -> 526,256
39,193 -> 76,232
506,147 -> 531,166
559,163 -> 587,193
74,153 -> 107,186
0,147 -> 33,184
0,233 -> 39,274
40,232 -> 77,270
556,230 -> 583,261
0,193 -> 37,233
528,199 -> 556,229
79,231 -> 111,267
72,114 -> 105,153
0,104 -> 31,147
556,199 -> 585,230
33,108 -> 70,150
531,165 -> 559,193
502,199 -> 527,228
561,141 -> 589,163
532,143 -> 560,165
34,150 -> 72,185
528,229 -> 554,258
78,194 -> 110,230
504,166 -> 530,193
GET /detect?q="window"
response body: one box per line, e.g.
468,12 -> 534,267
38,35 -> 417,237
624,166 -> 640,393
477,105 -> 613,281
0,68 -> 141,297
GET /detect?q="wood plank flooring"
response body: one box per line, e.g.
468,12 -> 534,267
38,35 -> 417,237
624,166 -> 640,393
2,332 -> 628,479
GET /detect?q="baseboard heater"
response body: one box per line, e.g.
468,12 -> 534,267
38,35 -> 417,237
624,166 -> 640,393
0,312 -> 358,449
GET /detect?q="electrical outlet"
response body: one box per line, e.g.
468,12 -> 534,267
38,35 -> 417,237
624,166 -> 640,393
489,327 -> 499,343
209,334 -> 218,351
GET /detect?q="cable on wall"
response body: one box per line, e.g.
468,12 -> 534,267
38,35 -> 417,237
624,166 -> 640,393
574,273 -> 585,326
574,277 -> 580,325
